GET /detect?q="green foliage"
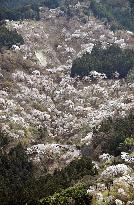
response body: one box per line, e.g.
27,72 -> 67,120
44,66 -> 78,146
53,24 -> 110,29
63,157 -> 96,181
0,139 -> 96,205
44,0 -> 59,9
0,0 -> 74,20
0,131 -> 9,148
30,156 -> 96,200
124,137 -> 134,146
90,0 -> 114,23
0,6 -> 40,21
0,0 -> 43,21
71,44 -> 134,79
0,0 -> 43,9
127,67 -> 134,83
0,26 -> 24,49
41,185 -> 92,205
92,111 -> 134,157
0,143 -> 33,205
0,0 -> 67,21
90,0 -> 134,32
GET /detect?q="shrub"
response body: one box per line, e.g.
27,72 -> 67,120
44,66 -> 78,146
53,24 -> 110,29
127,67 -> 134,83
42,185 -> 92,205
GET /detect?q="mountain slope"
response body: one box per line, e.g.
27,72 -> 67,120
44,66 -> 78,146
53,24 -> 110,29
0,1 -> 134,204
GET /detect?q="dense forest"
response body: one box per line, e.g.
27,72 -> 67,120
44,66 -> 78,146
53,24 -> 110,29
71,44 -> 134,79
0,6 -> 40,21
0,26 -> 24,49
0,0 -> 43,8
0,0 -> 43,21
91,112 -> 134,158
90,0 -> 134,31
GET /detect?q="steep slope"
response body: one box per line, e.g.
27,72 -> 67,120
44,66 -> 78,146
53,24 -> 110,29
0,1 -> 134,204
1,3 -> 133,170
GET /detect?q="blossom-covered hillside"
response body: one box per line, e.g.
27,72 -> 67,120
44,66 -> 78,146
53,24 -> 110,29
0,1 -> 134,204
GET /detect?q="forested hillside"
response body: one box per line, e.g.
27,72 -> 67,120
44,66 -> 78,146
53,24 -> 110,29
0,0 -> 42,20
0,0 -> 134,204
90,0 -> 134,31
0,0 -> 134,27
